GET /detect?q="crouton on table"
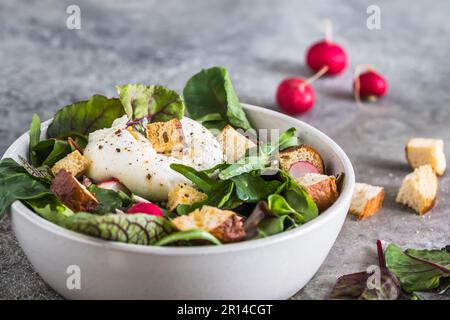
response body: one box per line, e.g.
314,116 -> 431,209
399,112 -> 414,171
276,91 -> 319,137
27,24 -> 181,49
167,183 -> 207,211
349,183 -> 385,220
278,144 -> 325,174
145,119 -> 185,153
51,150 -> 90,177
172,206 -> 245,243
216,125 -> 256,163
51,169 -> 99,212
296,173 -> 339,212
406,138 -> 446,176
396,165 -> 437,215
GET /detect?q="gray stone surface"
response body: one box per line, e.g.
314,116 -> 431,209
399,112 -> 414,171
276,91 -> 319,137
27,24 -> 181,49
1,0 -> 449,300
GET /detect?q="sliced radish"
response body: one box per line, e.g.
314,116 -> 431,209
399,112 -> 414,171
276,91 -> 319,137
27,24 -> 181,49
97,179 -> 130,194
127,202 -> 163,217
288,161 -> 320,179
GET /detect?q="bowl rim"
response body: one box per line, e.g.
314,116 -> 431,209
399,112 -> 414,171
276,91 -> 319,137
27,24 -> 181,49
3,103 -> 355,256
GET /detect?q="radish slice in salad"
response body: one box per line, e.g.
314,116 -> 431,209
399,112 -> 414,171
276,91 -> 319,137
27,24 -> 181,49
288,161 -> 320,179
127,202 -> 163,216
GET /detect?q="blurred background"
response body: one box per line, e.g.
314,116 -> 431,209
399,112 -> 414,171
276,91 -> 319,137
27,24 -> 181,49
1,0 -> 449,299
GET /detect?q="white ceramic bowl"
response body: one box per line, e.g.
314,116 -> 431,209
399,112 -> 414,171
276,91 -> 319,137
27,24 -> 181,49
3,104 -> 354,299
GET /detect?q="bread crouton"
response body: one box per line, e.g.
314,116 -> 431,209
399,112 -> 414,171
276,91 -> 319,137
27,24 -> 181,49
51,150 -> 90,178
145,119 -> 185,153
278,145 -> 325,174
396,165 -> 437,215
216,125 -> 256,163
349,183 -> 385,220
167,183 -> 207,211
296,173 -> 339,212
172,206 -> 245,243
406,138 -> 446,176
51,169 -> 99,212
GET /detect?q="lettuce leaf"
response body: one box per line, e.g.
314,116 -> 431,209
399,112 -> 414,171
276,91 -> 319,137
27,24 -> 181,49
47,95 -> 125,140
183,66 -> 252,131
116,84 -> 184,121
65,213 -> 174,245
28,113 -> 41,166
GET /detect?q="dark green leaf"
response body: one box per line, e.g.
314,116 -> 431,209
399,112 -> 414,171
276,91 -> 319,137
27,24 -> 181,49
65,213 -> 174,245
385,244 -> 450,293
0,158 -> 52,219
183,66 -> 252,131
87,185 -> 124,214
47,95 -> 125,140
231,173 -> 281,203
33,139 -> 71,167
28,113 -> 41,166
116,84 -> 184,122
267,194 -> 305,224
285,180 -> 318,222
256,215 -> 297,238
155,230 -> 221,246
170,163 -> 216,193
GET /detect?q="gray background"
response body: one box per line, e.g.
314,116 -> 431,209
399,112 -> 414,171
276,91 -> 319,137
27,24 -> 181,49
1,0 -> 449,299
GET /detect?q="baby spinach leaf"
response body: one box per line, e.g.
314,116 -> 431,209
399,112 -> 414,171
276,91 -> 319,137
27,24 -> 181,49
87,185 -> 124,215
285,180 -> 318,222
26,195 -> 73,226
256,215 -> 297,238
29,113 -> 41,166
183,66 -> 252,131
65,213 -> 174,245
277,127 -> 299,151
170,163 -> 216,193
33,139 -> 72,167
116,84 -> 184,122
219,154 -> 269,180
267,194 -> 305,224
231,173 -> 281,203
155,230 -> 221,246
0,158 -> 52,219
385,244 -> 450,293
47,95 -> 125,140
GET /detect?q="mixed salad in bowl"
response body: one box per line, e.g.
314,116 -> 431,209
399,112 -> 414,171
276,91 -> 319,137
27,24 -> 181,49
0,67 -> 342,246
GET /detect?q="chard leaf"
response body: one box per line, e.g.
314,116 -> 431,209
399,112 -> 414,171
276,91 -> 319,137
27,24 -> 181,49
29,113 -> 41,166
116,84 -> 184,122
65,213 -> 174,245
155,230 -> 221,246
183,66 -> 252,131
170,163 -> 216,193
231,173 -> 281,203
26,195 -> 73,226
47,95 -> 125,140
87,185 -> 124,215
385,244 -> 450,293
0,158 -> 52,219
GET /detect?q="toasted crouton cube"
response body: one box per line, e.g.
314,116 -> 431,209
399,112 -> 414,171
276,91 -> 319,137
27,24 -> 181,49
278,145 -> 325,174
406,138 -> 446,176
216,125 -> 256,163
167,183 -> 207,211
296,173 -> 339,212
145,119 -> 185,153
51,169 -> 99,212
172,206 -> 245,243
396,165 -> 437,215
51,150 -> 90,178
349,183 -> 385,220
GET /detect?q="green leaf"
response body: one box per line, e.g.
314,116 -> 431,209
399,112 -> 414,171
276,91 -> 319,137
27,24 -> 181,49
33,139 -> 72,167
116,84 -> 184,122
256,215 -> 297,238
285,179 -> 318,222
385,244 -> 450,293
29,113 -> 41,166
277,127 -> 298,151
47,95 -> 125,140
231,173 -> 281,203
183,66 -> 252,131
267,194 -> 305,224
18,156 -> 53,184
26,195 -> 73,226
87,185 -> 124,214
218,154 -> 269,180
65,213 -> 175,245
0,158 -> 52,220
155,230 -> 221,246
170,163 -> 216,193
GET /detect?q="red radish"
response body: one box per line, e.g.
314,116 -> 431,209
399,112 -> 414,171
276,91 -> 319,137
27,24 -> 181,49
353,67 -> 388,101
305,20 -> 347,75
276,67 -> 328,114
97,179 -> 130,194
127,202 -> 163,216
288,161 -> 320,179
